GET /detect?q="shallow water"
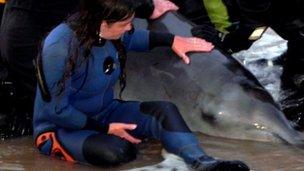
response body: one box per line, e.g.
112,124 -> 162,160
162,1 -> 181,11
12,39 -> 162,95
0,137 -> 163,171
1,134 -> 304,171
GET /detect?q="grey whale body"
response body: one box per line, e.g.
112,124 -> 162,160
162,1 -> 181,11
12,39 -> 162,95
121,12 -> 304,145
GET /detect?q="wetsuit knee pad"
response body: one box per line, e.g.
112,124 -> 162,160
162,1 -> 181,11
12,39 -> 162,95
83,134 -> 137,166
139,101 -> 190,132
35,132 -> 75,162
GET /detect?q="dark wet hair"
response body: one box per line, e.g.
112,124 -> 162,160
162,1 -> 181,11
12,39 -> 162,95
56,0 -> 136,97
68,0 -> 135,48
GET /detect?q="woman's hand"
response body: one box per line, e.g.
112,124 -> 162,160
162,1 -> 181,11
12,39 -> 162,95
172,36 -> 214,64
108,123 -> 142,144
150,0 -> 179,19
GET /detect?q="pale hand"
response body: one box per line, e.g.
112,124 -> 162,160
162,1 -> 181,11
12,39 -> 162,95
150,0 -> 179,19
172,36 -> 214,64
108,123 -> 142,144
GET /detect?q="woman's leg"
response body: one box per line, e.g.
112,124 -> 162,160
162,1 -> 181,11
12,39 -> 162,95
0,7 -> 43,137
0,3 -> 4,24
35,129 -> 137,166
106,100 -> 249,171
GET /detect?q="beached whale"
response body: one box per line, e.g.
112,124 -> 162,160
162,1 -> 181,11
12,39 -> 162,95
120,12 -> 304,145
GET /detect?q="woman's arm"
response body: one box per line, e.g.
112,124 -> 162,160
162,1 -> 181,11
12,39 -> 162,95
122,29 -> 174,51
122,29 -> 214,64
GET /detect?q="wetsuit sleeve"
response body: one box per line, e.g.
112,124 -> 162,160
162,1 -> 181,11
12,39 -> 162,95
149,31 -> 174,49
122,29 -> 174,51
41,37 -> 108,132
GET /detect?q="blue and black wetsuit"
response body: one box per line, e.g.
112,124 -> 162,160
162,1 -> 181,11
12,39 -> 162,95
33,23 -> 206,166
33,22 -> 250,171
0,0 -> 154,138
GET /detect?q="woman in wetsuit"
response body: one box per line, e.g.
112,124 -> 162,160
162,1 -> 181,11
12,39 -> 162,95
0,0 -> 177,138
33,0 -> 249,170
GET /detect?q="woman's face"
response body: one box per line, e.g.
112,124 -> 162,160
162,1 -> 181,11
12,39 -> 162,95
100,14 -> 134,40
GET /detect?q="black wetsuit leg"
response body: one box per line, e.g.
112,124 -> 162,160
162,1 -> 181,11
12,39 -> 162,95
104,100 -> 249,171
0,3 -> 4,24
0,7 -> 46,137
36,129 -> 137,166
82,133 -> 137,166
0,0 -> 78,138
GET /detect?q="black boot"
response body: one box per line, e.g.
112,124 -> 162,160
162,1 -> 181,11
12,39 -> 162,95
0,74 -> 33,139
191,156 -> 250,171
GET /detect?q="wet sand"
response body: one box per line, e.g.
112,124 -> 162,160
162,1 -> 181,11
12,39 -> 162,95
1,133 -> 304,171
